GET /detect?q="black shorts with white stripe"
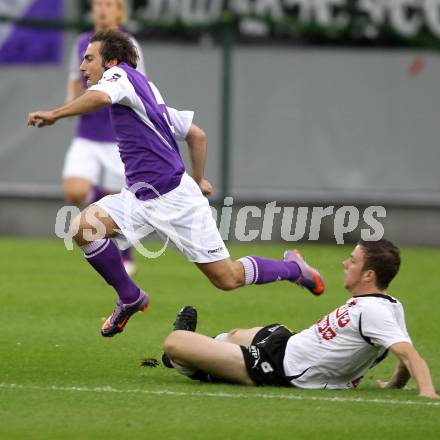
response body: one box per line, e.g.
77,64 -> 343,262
240,323 -> 295,387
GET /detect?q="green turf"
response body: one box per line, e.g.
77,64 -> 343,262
0,238 -> 439,439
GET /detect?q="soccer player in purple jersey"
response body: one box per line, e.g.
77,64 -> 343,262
63,0 -> 143,275
28,30 -> 325,338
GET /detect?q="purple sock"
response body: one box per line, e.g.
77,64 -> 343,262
85,185 -> 107,205
238,256 -> 301,285
121,247 -> 133,262
81,239 -> 140,303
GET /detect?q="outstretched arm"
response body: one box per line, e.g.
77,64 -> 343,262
185,123 -> 212,197
378,342 -> 438,399
377,359 -> 410,389
27,90 -> 111,128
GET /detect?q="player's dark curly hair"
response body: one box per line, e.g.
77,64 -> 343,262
90,29 -> 138,68
358,239 -> 401,290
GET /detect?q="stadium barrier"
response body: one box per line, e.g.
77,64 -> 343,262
1,1 -> 440,244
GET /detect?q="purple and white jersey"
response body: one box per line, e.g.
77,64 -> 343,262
89,62 -> 190,200
68,31 -> 145,142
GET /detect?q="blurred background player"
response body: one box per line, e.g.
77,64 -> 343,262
162,240 -> 438,400
62,0 -> 145,275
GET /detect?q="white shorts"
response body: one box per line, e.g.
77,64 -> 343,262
62,138 -> 125,191
94,173 -> 230,263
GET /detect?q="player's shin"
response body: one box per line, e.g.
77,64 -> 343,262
238,256 -> 300,285
81,238 -> 141,303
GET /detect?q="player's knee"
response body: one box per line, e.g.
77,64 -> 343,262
163,334 -> 175,357
65,193 -> 87,206
64,188 -> 89,206
163,331 -> 186,359
63,178 -> 92,206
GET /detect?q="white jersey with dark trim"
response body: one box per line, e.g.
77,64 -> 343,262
283,294 -> 411,390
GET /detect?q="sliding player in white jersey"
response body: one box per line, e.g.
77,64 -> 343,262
162,240 -> 438,399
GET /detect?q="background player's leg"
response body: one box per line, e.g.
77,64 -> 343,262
64,177 -> 96,206
85,184 -> 107,205
120,245 -> 136,276
72,205 -> 140,304
196,257 -> 301,290
163,330 -> 254,385
62,139 -> 101,206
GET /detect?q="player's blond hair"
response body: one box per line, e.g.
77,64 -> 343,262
115,0 -> 128,26
92,0 -> 128,26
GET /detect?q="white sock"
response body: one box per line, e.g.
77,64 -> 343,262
81,239 -> 109,258
214,333 -> 228,342
170,359 -> 196,377
238,257 -> 257,285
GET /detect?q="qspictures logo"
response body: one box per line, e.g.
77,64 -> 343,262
54,183 -> 386,258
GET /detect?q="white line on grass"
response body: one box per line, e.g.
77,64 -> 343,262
0,383 -> 439,407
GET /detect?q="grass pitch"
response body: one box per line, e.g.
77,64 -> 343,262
0,238 -> 439,439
